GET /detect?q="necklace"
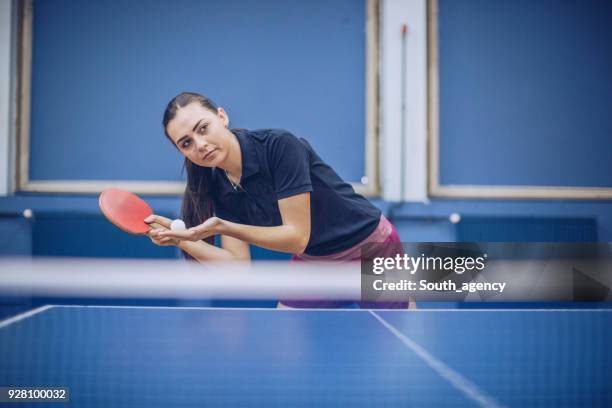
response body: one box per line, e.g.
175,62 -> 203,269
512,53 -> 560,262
224,169 -> 242,190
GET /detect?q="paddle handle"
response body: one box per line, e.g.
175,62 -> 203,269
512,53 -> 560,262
146,222 -> 167,233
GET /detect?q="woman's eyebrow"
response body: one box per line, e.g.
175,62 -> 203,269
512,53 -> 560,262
192,118 -> 206,132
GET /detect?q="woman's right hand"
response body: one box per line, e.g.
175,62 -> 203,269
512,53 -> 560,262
145,214 -> 181,247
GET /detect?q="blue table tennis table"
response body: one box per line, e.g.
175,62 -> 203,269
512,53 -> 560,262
1,305 -> 611,407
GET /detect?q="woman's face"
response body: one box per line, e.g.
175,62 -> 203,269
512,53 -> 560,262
165,102 -> 232,167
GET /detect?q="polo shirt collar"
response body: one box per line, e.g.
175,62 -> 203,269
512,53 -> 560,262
233,129 -> 260,179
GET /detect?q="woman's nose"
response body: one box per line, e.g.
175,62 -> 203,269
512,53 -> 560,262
194,137 -> 208,152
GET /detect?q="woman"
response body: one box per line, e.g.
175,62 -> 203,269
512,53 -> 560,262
147,92 -> 408,308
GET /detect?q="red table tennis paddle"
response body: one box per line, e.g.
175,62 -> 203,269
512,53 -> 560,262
99,188 -> 162,235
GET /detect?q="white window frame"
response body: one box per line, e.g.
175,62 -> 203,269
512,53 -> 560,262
427,0 -> 612,200
13,0 -> 382,196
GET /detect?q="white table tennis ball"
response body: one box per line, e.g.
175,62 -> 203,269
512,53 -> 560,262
449,213 -> 461,224
170,219 -> 187,231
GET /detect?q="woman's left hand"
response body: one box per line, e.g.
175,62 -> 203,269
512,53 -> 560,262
158,216 -> 224,242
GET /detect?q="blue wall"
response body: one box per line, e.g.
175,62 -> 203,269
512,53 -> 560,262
438,0 -> 612,188
388,0 -> 612,244
0,195 -> 610,259
29,0 -> 366,183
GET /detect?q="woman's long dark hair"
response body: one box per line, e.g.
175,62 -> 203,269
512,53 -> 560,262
163,92 -> 218,258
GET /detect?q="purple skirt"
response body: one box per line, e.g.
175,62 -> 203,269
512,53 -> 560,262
281,215 -> 408,309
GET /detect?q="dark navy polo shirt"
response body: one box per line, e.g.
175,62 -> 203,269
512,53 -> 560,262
211,129 -> 381,256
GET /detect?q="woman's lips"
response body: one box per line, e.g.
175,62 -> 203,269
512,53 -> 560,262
203,149 -> 217,161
